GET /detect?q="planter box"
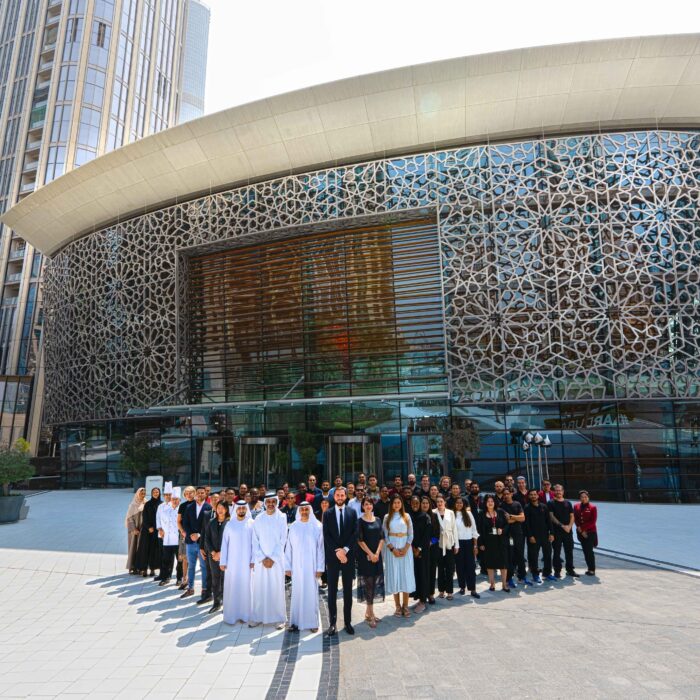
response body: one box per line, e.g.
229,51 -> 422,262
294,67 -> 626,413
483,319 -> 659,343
0,495 -> 25,523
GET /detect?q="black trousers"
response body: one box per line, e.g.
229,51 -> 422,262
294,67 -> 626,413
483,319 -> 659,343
436,548 -> 455,594
326,561 -> 354,626
209,556 -> 224,602
160,545 -> 178,581
507,530 -> 527,580
428,543 -> 439,596
527,538 -> 552,576
176,559 -> 183,582
455,540 -> 476,592
553,528 -> 575,573
578,530 -> 597,572
413,548 -> 431,602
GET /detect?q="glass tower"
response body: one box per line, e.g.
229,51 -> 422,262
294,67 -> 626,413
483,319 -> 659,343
0,0 -> 195,453
178,0 -> 208,123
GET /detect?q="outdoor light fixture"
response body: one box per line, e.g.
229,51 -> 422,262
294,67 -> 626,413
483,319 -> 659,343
542,435 -> 552,480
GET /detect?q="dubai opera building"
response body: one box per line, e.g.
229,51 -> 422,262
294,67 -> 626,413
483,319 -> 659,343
4,34 -> 700,502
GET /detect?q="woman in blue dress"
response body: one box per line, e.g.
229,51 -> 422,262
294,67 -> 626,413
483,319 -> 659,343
382,494 -> 415,618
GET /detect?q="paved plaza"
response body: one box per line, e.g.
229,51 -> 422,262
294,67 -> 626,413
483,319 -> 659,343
0,491 -> 698,699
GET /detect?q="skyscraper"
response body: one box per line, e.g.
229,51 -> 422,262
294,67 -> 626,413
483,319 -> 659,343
0,0 -> 197,453
178,0 -> 209,123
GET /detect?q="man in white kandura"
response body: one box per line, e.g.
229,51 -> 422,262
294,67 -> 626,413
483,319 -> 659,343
250,492 -> 287,629
285,501 -> 325,632
219,500 -> 254,625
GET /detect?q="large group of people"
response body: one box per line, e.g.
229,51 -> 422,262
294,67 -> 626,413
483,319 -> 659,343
124,473 -> 599,636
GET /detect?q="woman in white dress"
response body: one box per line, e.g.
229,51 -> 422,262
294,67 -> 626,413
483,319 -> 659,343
382,495 -> 415,618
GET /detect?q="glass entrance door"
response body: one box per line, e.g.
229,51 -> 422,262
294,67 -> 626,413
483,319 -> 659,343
408,433 -> 446,480
195,438 -> 223,486
238,437 -> 289,490
326,434 -> 382,484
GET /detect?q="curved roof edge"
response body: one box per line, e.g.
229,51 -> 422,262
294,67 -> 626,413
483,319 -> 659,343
4,33 -> 700,256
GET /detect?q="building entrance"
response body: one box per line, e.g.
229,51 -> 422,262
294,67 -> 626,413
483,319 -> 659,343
237,436 -> 290,490
325,434 -> 382,485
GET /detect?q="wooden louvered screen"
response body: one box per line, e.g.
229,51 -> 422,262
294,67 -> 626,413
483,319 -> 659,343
187,219 -> 447,403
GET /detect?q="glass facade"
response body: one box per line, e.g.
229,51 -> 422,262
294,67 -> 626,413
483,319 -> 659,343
187,220 -> 447,402
58,399 -> 699,503
43,129 -> 700,502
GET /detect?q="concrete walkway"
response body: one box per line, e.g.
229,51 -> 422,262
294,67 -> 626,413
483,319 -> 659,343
0,490 -> 697,699
0,490 -> 323,699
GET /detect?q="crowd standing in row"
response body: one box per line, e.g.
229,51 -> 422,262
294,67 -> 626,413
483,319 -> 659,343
124,473 -> 599,635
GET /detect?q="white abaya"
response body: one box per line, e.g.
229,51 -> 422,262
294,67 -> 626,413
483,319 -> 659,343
251,510 -> 287,624
284,515 -> 325,630
220,516 -> 254,624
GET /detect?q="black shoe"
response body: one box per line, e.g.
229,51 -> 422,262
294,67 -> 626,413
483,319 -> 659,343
554,572 -> 562,579
344,624 -> 355,635
153,575 -> 161,581
180,589 -> 194,599
585,570 -> 595,576
428,597 -> 435,605
470,591 -> 481,599
158,579 -> 170,587
288,624 -> 299,633
567,570 -> 580,578
178,583 -> 188,591
208,602 -> 221,614
196,595 -> 213,605
458,588 -> 465,595
326,625 -> 337,637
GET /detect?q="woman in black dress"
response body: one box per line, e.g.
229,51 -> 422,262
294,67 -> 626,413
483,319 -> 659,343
409,496 -> 431,613
478,494 -> 510,592
357,497 -> 385,628
135,487 -> 162,577
425,496 -> 440,604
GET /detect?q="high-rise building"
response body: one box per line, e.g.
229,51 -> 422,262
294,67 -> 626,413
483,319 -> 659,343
0,0 -> 195,454
178,0 -> 209,123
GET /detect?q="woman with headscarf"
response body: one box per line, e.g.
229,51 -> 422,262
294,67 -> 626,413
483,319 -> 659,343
125,487 -> 146,574
284,502 -> 325,632
135,487 -> 162,577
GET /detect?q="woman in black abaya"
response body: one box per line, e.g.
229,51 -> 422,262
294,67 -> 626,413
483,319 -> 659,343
135,487 -> 162,577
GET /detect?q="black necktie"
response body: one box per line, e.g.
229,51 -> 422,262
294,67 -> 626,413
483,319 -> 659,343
339,507 -> 344,537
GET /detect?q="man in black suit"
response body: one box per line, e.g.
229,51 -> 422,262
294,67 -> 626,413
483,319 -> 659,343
322,486 -> 358,636
180,486 -> 212,602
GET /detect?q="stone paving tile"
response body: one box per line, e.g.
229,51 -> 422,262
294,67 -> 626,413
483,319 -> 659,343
0,491 -> 324,700
337,551 -> 700,699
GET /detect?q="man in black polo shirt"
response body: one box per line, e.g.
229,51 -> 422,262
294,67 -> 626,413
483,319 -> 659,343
524,488 -> 555,584
373,485 -> 391,522
548,484 -> 579,578
501,488 -> 528,587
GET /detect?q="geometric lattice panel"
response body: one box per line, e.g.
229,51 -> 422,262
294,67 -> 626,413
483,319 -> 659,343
43,130 -> 700,423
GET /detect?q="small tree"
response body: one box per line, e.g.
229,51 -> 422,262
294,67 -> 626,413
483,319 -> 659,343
0,438 -> 34,496
443,421 -> 480,472
300,447 -> 318,473
120,435 -> 159,477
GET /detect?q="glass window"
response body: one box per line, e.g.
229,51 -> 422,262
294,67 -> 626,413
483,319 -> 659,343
82,68 -> 105,107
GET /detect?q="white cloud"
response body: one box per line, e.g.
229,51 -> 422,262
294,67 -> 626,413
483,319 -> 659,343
203,0 -> 698,114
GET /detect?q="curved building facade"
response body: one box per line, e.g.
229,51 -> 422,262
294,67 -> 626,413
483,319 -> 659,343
4,36 -> 700,501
